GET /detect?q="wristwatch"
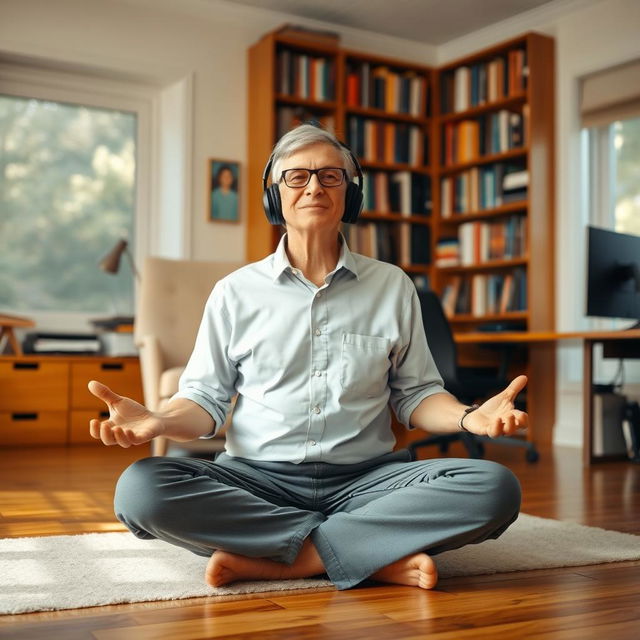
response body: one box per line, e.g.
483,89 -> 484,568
458,404 -> 480,432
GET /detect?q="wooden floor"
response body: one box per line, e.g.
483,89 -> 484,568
1,441 -> 639,639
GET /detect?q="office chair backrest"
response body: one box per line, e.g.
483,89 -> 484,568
416,290 -> 459,391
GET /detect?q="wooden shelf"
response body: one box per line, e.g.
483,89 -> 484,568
360,211 -> 431,225
345,105 -> 428,124
439,93 -> 527,122
448,311 -> 528,324
438,147 -> 528,175
438,257 -> 528,273
439,201 -> 528,223
275,94 -> 337,110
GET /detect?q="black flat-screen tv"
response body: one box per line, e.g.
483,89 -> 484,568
586,225 -> 640,328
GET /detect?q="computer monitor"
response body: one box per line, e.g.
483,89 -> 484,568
586,225 -> 640,328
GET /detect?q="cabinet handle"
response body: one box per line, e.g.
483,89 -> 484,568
101,362 -> 124,370
14,362 -> 39,370
12,413 -> 38,421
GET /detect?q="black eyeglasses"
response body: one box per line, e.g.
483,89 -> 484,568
280,167 -> 347,188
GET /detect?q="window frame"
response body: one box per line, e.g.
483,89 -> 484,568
0,62 -> 154,330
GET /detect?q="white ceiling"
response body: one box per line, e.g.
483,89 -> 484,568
219,0 -> 559,45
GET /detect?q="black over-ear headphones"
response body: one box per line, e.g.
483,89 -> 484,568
261,140 -> 364,226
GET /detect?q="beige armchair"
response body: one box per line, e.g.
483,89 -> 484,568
134,256 -> 243,456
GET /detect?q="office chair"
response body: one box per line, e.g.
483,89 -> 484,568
407,290 -> 539,463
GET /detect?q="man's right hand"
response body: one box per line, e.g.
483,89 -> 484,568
88,380 -> 165,448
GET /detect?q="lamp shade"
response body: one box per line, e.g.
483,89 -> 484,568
99,239 -> 129,274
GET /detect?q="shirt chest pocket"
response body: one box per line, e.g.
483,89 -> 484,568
340,333 -> 391,398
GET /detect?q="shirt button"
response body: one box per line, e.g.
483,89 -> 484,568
315,328 -> 322,336
315,370 -> 322,377
312,406 -> 321,414
310,440 -> 317,446
316,292 -> 322,298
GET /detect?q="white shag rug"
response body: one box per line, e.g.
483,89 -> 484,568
2,514 -> 639,615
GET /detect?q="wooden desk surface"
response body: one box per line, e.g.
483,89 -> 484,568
454,329 -> 640,344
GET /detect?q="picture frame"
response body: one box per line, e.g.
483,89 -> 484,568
207,159 -> 240,223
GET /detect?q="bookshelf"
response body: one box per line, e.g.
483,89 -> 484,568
247,28 -> 434,290
247,29 -> 556,446
432,33 -> 556,446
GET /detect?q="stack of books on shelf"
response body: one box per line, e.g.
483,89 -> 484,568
361,170 -> 431,216
440,165 -> 528,216
345,62 -> 427,116
344,222 -> 430,266
440,47 -> 528,113
441,107 -> 527,166
435,237 -> 460,267
441,268 -> 527,317
458,215 -> 527,264
347,116 -> 425,166
276,50 -> 335,101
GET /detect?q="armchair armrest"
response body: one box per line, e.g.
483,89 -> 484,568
136,334 -> 163,411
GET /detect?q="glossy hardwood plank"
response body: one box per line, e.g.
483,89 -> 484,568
0,442 -> 639,639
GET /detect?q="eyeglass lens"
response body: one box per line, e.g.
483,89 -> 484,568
282,168 -> 345,187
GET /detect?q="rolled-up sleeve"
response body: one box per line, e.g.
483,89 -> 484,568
388,283 -> 448,428
171,281 -> 237,437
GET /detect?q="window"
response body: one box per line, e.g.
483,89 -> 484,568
0,94 -> 137,316
583,115 -> 640,233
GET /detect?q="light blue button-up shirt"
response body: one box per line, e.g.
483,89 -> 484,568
173,234 -> 446,464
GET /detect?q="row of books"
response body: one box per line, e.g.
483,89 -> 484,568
276,106 -> 335,139
276,50 -> 335,101
345,62 -> 428,116
440,164 -> 528,216
440,48 -> 528,113
361,170 -> 431,216
435,214 -> 527,267
441,269 -> 527,317
347,116 -> 425,166
343,222 -> 430,266
441,107 -> 528,166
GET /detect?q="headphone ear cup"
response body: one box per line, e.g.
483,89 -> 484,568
342,182 -> 363,224
263,184 -> 284,225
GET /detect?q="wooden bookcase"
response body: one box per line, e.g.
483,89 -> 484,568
431,33 -> 556,446
247,29 -> 556,447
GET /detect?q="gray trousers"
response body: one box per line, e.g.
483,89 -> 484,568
114,450 -> 521,590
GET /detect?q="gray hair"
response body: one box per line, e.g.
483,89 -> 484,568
270,123 -> 357,184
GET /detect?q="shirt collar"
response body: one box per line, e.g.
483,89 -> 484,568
271,232 -> 360,282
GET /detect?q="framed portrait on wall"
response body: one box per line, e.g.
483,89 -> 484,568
208,159 -> 240,223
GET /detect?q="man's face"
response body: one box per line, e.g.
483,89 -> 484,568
278,143 -> 347,235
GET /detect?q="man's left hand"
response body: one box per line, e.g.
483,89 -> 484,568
463,375 -> 529,438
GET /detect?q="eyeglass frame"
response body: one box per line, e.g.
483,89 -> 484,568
279,167 -> 348,188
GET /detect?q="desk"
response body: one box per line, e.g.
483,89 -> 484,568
454,329 -> 640,466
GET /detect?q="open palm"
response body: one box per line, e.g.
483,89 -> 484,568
464,375 -> 529,438
88,380 -> 164,447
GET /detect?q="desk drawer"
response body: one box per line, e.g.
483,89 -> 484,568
69,409 -> 110,444
0,411 -> 67,445
71,360 -> 143,410
0,361 -> 69,411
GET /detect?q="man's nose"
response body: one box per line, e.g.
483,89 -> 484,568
305,173 -> 325,193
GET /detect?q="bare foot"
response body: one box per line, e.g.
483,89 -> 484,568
206,551 -> 288,587
205,540 -> 325,587
370,552 -> 438,589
